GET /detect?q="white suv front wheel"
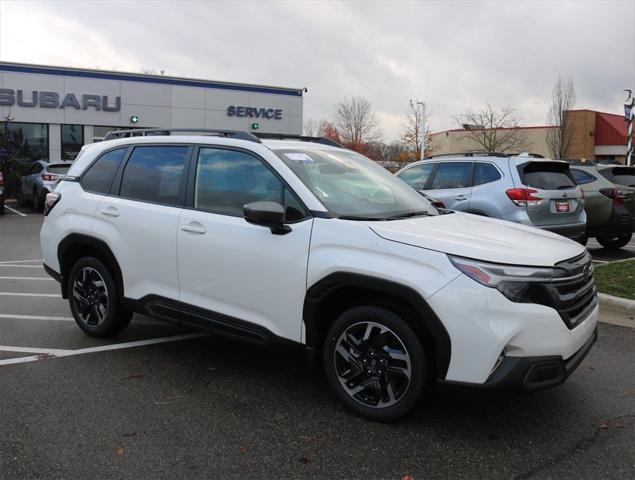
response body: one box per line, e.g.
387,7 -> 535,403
323,306 -> 427,421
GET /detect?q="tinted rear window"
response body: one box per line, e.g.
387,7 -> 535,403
429,162 -> 472,189
120,146 -> 189,205
47,164 -> 71,174
600,167 -> 635,187
570,169 -> 597,185
520,162 -> 576,190
82,148 -> 127,194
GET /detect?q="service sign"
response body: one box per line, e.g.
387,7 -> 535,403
227,105 -> 283,120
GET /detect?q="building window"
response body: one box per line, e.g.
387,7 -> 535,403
61,125 -> 84,160
10,123 -> 49,162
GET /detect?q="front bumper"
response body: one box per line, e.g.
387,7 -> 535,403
449,327 -> 598,391
427,274 -> 598,385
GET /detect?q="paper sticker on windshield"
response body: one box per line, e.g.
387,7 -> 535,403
285,153 -> 314,163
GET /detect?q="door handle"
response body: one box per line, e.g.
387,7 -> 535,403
101,206 -> 120,217
454,195 -> 468,201
180,222 -> 206,234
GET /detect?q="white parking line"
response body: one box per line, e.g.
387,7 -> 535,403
0,292 -> 61,298
0,259 -> 42,264
0,332 -> 207,366
0,314 -> 74,322
3,206 -> 27,217
0,276 -> 54,281
0,265 -> 44,268
0,346 -> 73,355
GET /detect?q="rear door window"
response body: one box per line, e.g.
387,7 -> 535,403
119,146 -> 189,205
570,169 -> 597,185
81,148 -> 127,194
519,162 -> 576,190
429,162 -> 473,189
398,163 -> 435,190
473,162 -> 502,186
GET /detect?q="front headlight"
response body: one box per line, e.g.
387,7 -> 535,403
448,255 -> 556,287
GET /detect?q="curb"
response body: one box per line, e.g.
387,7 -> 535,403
598,293 -> 635,313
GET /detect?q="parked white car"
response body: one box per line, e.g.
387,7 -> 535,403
41,129 -> 598,421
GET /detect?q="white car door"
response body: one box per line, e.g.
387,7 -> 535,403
177,146 -> 312,343
91,144 -> 191,302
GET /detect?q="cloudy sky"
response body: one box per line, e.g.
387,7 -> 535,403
0,0 -> 633,141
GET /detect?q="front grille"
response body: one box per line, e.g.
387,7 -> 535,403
548,252 -> 597,329
499,252 -> 597,329
545,276 -> 597,329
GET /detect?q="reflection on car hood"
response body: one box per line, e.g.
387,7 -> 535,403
368,212 -> 585,266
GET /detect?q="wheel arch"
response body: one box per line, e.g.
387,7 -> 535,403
57,234 -> 124,300
303,272 -> 451,380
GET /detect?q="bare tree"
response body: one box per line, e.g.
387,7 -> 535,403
455,104 -> 529,153
401,101 -> 437,161
335,96 -> 380,150
303,118 -> 325,137
546,76 -> 576,159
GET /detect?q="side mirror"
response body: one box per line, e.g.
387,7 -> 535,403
243,201 -> 291,235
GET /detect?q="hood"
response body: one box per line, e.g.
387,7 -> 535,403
368,212 -> 585,267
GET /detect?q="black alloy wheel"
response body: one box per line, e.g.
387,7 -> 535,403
68,257 -> 132,337
323,306 -> 426,421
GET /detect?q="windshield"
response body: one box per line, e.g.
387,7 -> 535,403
274,148 -> 437,219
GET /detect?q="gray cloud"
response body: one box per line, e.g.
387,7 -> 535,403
1,0 -> 633,141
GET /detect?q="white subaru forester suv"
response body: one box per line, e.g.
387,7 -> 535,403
41,129 -> 598,421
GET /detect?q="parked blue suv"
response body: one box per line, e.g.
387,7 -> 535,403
396,153 -> 587,241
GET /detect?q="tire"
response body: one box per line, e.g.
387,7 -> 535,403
16,188 -> 27,207
67,257 -> 132,337
322,306 -> 427,422
33,188 -> 46,213
596,232 -> 632,250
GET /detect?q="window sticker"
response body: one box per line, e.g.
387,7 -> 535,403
285,153 -> 314,163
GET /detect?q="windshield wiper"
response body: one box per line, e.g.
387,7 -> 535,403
386,210 -> 434,220
338,215 -> 388,221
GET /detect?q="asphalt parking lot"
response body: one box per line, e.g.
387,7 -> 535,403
1,201 -> 634,480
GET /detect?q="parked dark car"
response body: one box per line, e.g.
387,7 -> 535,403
17,160 -> 72,212
597,165 -> 635,188
570,165 -> 635,249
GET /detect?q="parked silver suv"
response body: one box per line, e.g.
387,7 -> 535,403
396,153 -> 586,241
17,160 -> 73,212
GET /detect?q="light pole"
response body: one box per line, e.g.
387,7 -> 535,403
625,89 -> 634,166
410,99 -> 427,160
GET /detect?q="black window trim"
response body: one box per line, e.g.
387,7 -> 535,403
184,144 -> 312,224
428,160 -> 475,190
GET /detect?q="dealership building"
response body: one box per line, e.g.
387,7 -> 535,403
430,109 -> 630,163
0,62 -> 305,162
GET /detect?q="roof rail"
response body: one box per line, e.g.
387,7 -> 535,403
424,152 -> 509,159
103,128 -> 262,143
511,152 -> 545,158
253,133 -> 344,148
